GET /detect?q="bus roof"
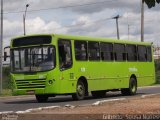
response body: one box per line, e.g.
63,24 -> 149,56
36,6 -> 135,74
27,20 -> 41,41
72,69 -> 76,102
55,34 -> 152,45
12,33 -> 152,46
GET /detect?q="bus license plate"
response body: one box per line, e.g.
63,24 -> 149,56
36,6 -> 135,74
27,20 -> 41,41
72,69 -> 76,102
26,90 -> 35,95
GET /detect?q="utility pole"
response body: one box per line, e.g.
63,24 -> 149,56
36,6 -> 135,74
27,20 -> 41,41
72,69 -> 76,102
127,12 -> 130,40
128,24 -> 130,40
113,15 -> 120,40
23,4 -> 29,36
0,0 -> 3,94
141,0 -> 144,42
23,14 -> 25,36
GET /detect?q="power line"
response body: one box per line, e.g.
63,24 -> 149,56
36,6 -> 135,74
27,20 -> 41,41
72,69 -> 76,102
4,0 -> 115,14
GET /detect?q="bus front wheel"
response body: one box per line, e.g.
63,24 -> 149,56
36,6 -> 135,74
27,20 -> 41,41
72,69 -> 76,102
35,94 -> 48,103
72,80 -> 85,100
121,77 -> 137,96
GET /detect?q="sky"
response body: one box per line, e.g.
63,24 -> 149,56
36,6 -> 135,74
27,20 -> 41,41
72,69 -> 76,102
1,0 -> 160,48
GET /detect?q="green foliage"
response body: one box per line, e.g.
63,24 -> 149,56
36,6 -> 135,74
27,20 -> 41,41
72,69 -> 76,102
0,89 -> 12,96
3,67 -> 10,76
155,60 -> 160,71
2,67 -> 12,89
0,66 -> 14,96
155,60 -> 160,84
144,0 -> 160,8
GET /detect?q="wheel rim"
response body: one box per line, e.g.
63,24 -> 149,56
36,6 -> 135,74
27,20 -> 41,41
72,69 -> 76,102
131,82 -> 136,93
77,84 -> 84,97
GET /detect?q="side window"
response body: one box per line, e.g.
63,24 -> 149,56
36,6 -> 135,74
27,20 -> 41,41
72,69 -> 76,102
100,42 -> 113,61
58,39 -> 72,70
126,44 -> 137,61
88,42 -> 100,61
74,41 -> 87,60
114,44 -> 126,61
147,46 -> 152,62
138,45 -> 147,61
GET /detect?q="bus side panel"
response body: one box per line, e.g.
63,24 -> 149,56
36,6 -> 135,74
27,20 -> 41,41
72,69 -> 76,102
136,62 -> 155,87
73,60 -> 155,92
74,62 -> 129,92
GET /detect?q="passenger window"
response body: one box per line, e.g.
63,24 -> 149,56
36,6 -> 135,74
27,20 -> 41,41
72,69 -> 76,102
138,45 -> 147,61
100,42 -> 113,61
126,44 -> 137,61
74,41 -> 87,60
114,44 -> 126,61
88,42 -> 100,61
147,46 -> 152,62
58,39 -> 72,70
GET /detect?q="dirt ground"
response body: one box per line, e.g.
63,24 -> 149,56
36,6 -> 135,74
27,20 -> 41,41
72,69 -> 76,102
1,95 -> 160,120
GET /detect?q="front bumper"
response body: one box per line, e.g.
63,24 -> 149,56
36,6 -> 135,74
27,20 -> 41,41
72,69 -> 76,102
13,88 -> 45,95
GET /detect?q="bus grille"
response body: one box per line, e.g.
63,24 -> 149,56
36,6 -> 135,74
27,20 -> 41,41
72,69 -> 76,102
15,79 -> 46,89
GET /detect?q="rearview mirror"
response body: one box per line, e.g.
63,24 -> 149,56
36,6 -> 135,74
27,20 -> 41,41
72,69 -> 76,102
4,46 -> 10,61
4,52 -> 7,61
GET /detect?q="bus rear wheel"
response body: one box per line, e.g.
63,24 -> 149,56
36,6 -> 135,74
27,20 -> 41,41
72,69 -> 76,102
91,91 -> 106,98
121,77 -> 137,96
35,94 -> 48,103
72,80 -> 85,100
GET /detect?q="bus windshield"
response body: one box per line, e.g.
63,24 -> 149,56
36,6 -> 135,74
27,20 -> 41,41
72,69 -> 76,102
11,46 -> 55,73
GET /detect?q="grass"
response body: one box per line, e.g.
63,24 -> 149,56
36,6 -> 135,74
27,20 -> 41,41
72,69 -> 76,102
156,70 -> 160,84
156,76 -> 160,82
0,89 -> 13,96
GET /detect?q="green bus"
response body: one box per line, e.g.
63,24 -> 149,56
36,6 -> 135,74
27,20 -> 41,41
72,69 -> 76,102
6,34 -> 155,102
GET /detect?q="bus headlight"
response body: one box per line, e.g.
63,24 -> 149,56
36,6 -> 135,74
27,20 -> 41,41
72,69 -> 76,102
48,80 -> 53,85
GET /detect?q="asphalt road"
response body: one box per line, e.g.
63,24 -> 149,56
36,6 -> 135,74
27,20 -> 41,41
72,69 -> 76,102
0,86 -> 160,112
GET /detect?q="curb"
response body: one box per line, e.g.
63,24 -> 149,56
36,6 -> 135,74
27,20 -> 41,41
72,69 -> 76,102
17,93 -> 160,114
141,93 -> 160,98
139,85 -> 160,89
0,98 -> 128,114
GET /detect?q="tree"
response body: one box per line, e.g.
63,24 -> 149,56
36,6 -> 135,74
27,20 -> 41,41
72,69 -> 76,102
141,0 -> 160,42
144,0 -> 160,8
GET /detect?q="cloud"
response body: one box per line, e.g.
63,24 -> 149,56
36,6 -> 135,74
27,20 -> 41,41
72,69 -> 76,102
3,17 -> 68,47
27,17 -> 59,33
4,0 -> 27,12
4,0 -> 141,14
2,0 -> 160,48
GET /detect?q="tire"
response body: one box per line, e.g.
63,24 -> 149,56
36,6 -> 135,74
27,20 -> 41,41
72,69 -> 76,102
91,91 -> 106,98
72,80 -> 85,100
121,77 -> 137,96
35,94 -> 48,103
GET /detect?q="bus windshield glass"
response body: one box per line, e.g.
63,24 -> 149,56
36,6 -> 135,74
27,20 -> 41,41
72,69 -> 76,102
11,46 -> 55,73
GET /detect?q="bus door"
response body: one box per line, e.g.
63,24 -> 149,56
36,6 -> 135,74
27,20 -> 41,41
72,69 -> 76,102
58,39 -> 74,81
